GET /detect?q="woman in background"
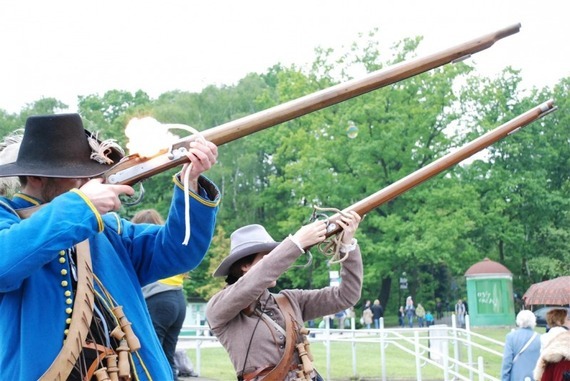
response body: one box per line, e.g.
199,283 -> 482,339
133,209 -> 189,380
540,308 -> 568,350
362,300 -> 373,329
500,310 -> 541,381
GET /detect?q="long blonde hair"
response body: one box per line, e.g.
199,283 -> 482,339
131,209 -> 165,225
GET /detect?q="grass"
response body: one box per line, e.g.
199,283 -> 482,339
186,326 -> 512,380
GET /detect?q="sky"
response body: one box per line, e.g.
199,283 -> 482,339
1,0 -> 568,114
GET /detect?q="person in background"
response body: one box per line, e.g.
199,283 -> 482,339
370,299 -> 384,329
132,209 -> 194,380
534,312 -> 570,380
416,303 -> 426,327
398,306 -> 405,328
362,300 -> 373,329
346,306 -> 355,328
425,310 -> 434,326
462,298 -> 469,315
455,299 -> 466,328
436,299 -> 443,320
0,132 -> 21,197
206,212 -> 362,381
500,310 -> 541,381
540,308 -> 569,351
334,309 -> 347,331
404,296 -> 416,328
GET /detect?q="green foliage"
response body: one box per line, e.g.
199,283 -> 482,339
191,224 -> 230,300
78,89 -> 152,147
2,30 -> 568,312
0,110 -> 24,138
0,97 -> 69,137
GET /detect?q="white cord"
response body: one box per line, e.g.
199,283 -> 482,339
182,165 -> 192,245
170,124 -> 206,246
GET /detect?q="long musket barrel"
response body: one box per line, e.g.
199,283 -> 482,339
323,100 -> 556,236
104,23 -> 520,186
201,23 -> 520,145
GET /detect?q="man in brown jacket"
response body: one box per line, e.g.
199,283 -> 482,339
206,211 -> 363,380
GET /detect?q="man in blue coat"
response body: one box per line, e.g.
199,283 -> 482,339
0,113 -> 220,380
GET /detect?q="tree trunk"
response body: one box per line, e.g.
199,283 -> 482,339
379,277 -> 392,309
498,239 -> 504,262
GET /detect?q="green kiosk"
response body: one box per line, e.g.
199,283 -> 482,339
464,258 -> 515,326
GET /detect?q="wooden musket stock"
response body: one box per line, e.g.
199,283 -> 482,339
323,100 -> 556,237
104,23 -> 521,186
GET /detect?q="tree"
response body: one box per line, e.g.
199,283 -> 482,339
0,97 -> 68,138
191,224 -> 231,300
457,72 -> 570,294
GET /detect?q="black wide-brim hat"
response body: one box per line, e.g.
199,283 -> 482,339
0,113 -> 123,178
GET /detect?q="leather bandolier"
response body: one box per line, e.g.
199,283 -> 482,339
39,240 -> 96,380
242,294 -> 315,381
36,240 -> 140,381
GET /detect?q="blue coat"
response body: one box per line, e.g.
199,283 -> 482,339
500,327 -> 541,381
0,175 -> 219,380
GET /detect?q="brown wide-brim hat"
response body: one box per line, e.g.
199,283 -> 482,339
0,113 -> 123,178
213,224 -> 281,277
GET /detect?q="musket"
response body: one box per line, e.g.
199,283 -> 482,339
321,100 -> 557,237
103,23 -> 521,186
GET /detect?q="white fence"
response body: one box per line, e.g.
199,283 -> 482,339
178,314 -> 505,381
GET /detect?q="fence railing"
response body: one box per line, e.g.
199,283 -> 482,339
178,313 -> 505,380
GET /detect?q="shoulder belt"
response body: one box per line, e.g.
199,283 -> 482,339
40,239 -> 95,380
15,204 -> 44,219
262,293 -> 298,381
512,331 -> 538,363
17,204 -> 95,380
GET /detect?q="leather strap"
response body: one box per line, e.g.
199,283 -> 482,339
242,365 -> 274,381
15,204 -> 44,219
84,343 -> 114,381
242,363 -> 299,381
39,240 -> 95,380
262,294 -> 298,381
16,206 -> 97,380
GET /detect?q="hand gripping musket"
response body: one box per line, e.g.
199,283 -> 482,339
318,100 -> 556,241
30,23 -> 520,380
103,23 -> 520,186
